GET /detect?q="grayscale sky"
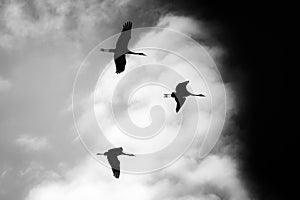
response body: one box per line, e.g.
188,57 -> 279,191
0,1 -> 252,200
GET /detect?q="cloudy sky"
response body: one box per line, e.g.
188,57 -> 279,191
0,0 -> 289,200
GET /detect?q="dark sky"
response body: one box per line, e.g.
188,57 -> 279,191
155,0 -> 291,199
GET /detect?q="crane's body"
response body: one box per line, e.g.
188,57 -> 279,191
96,147 -> 135,179
164,81 -> 205,113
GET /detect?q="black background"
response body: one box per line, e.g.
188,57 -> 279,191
156,0 -> 291,199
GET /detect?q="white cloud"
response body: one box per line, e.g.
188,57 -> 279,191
15,135 -> 50,152
26,153 -> 249,200
0,76 -> 11,92
0,168 -> 10,180
151,154 -> 250,200
19,162 -> 61,182
157,15 -> 203,37
0,0 -> 135,49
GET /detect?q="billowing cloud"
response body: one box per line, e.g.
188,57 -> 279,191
15,135 -> 50,152
26,154 -> 249,200
0,76 -> 11,92
0,0 -> 137,49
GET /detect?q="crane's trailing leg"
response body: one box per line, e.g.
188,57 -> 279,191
190,93 -> 205,97
100,48 -> 116,53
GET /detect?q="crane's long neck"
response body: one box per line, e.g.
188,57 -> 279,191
127,51 -> 144,55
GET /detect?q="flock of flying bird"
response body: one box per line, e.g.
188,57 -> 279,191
97,21 -> 206,178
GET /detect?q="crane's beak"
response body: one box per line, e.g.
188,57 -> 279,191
163,94 -> 171,98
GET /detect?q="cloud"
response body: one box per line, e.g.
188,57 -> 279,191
25,12 -> 251,200
0,167 -> 11,180
0,0 -> 136,49
19,162 -> 60,182
0,1 -> 142,198
156,15 -> 203,37
14,135 -> 50,152
0,76 -> 11,92
151,155 -> 249,200
26,153 -> 249,200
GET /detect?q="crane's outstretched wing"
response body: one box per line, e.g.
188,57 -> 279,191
115,21 -> 132,52
114,54 -> 126,74
174,95 -> 186,113
107,156 -> 121,179
175,81 -> 190,97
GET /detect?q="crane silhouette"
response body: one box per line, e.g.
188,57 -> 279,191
164,80 -> 205,113
96,147 -> 135,179
100,21 -> 146,74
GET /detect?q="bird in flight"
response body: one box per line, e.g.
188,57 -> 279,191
164,80 -> 205,113
100,21 -> 146,74
96,147 -> 135,179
